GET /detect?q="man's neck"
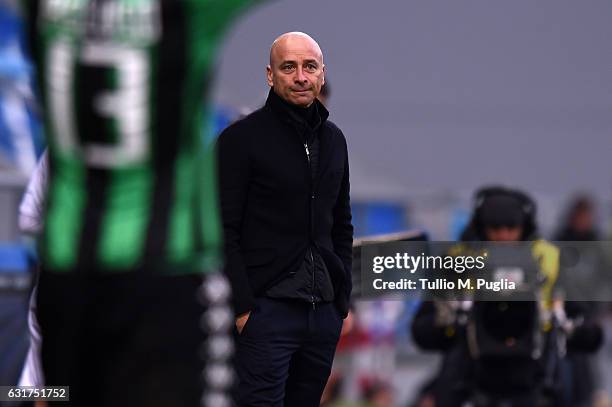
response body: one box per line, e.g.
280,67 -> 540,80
273,90 -> 317,125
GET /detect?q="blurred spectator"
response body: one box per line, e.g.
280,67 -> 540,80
0,2 -> 42,174
554,195 -> 601,241
323,374 -> 394,407
554,194 -> 606,407
361,379 -> 394,407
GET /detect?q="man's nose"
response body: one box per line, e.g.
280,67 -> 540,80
294,68 -> 307,83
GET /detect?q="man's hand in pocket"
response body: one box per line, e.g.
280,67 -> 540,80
236,311 -> 251,334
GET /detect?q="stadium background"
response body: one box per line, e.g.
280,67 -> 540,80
1,0 -> 611,405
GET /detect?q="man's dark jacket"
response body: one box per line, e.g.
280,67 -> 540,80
217,89 -> 353,318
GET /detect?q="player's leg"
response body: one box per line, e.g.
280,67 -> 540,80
94,272 -> 233,407
36,272 -> 91,406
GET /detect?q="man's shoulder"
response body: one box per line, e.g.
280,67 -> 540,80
242,105 -> 272,123
218,107 -> 269,140
323,119 -> 342,133
322,119 -> 347,146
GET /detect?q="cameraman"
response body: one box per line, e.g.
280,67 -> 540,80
412,186 -> 562,406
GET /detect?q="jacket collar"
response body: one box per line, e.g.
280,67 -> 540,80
265,88 -> 335,180
265,88 -> 329,132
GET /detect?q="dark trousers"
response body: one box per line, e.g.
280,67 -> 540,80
235,297 -> 343,407
36,271 -> 230,407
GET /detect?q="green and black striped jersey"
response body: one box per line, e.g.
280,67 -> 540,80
25,0 -> 256,273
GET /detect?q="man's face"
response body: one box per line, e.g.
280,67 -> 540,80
267,35 -> 325,107
572,209 -> 593,232
484,226 -> 523,242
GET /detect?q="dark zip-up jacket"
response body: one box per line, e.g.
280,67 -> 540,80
265,98 -> 335,304
217,89 -> 353,318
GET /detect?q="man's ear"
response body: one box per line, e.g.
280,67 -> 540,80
266,65 -> 274,87
321,64 -> 326,86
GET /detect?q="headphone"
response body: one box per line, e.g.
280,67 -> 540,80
468,186 -> 537,240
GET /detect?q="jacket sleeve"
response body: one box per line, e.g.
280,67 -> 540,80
217,125 -> 256,317
331,131 -> 354,317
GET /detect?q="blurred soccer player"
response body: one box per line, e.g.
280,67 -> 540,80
21,1 -> 260,406
18,150 -> 48,388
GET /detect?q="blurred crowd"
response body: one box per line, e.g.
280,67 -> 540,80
319,193 -> 612,407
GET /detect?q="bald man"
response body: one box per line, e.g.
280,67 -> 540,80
217,32 -> 353,406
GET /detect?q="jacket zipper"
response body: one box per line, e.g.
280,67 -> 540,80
310,248 -> 316,310
304,142 -> 316,311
